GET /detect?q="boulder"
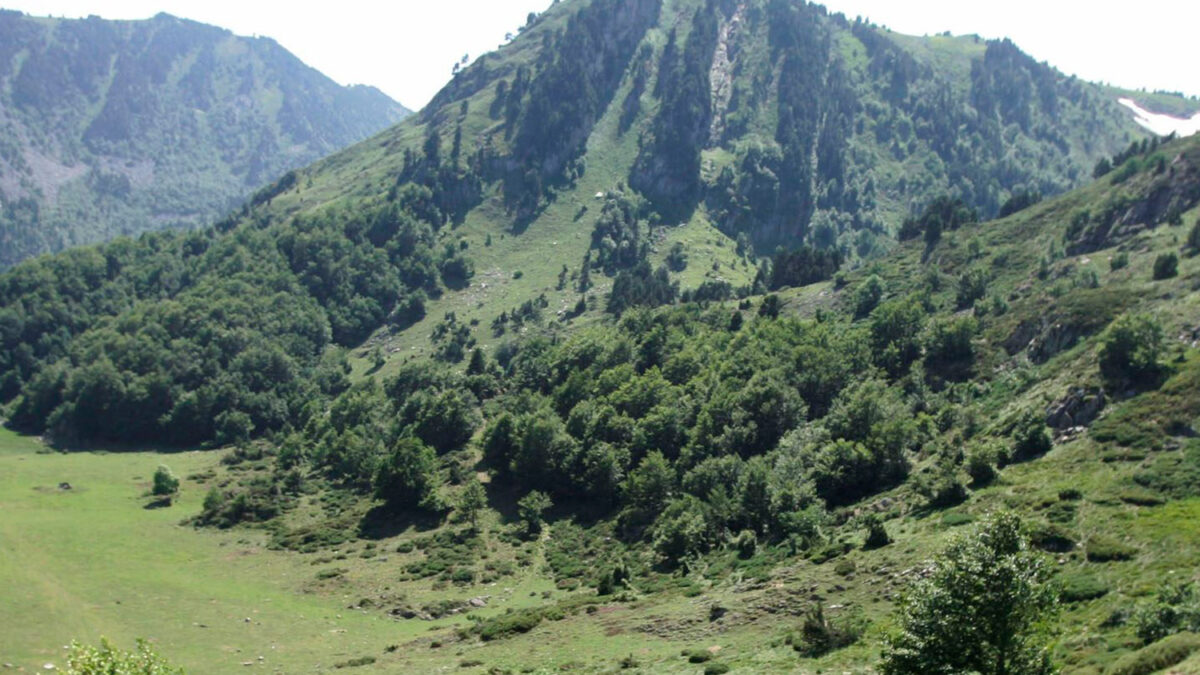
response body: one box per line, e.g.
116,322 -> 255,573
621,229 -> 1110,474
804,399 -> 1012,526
1046,387 -> 1106,430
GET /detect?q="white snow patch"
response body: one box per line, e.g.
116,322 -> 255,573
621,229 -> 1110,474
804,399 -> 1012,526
1118,98 -> 1200,137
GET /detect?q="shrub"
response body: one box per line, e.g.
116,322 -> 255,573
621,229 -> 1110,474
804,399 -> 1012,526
1187,218 -> 1200,254
854,275 -> 884,318
476,607 -> 549,641
1028,521 -> 1077,553
734,529 -> 758,559
151,465 -> 180,497
792,604 -> 865,657
66,638 -> 182,674
1010,409 -> 1052,462
1152,252 -> 1178,280
956,267 -> 989,309
1085,535 -> 1138,562
862,513 -> 891,550
965,444 -> 1000,487
1110,251 -> 1129,271
703,664 -> 731,675
1106,633 -> 1200,675
517,490 -> 552,536
1132,582 -> 1200,643
941,512 -> 975,527
1099,314 -> 1165,384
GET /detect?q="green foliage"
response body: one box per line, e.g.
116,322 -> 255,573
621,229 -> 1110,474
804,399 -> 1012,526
1133,440 -> 1200,499
151,465 -> 179,497
517,490 -> 552,536
869,296 -> 928,376
880,512 -> 1057,675
607,261 -> 677,315
965,443 -> 1001,487
998,190 -> 1043,218
1106,633 -> 1200,675
900,196 -> 979,243
630,4 -> 718,221
652,496 -> 710,564
458,479 -> 487,530
862,513 -> 891,550
1187,217 -> 1200,254
853,275 -> 885,318
792,604 -> 866,657
374,438 -> 442,512
1131,582 -> 1200,644
1058,572 -> 1108,603
65,637 -> 183,674
924,315 -> 978,380
2,198 -> 455,448
474,605 -> 562,641
1084,535 -> 1138,562
1152,253 -> 1179,280
767,246 -> 843,291
1099,314 -> 1164,385
956,267 -> 990,309
1010,408 -> 1053,463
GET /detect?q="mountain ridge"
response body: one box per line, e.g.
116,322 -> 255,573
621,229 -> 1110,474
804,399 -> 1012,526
0,9 -> 410,267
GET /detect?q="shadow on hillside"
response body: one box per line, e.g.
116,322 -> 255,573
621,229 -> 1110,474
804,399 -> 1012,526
358,503 -> 444,540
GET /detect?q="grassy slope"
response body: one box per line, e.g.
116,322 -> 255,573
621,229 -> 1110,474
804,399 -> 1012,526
4,139 -> 1199,673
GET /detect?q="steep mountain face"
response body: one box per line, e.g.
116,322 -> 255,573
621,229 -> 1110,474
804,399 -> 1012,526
1,0 -> 1189,449
0,10 -> 409,267
409,0 -> 1154,251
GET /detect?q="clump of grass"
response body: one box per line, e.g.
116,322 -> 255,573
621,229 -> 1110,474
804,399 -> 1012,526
474,605 -> 565,641
1133,441 -> 1200,499
1028,522 -> 1077,553
942,511 -> 975,527
1059,572 -> 1109,603
1105,632 -> 1200,675
1086,535 -> 1138,562
334,655 -> 377,668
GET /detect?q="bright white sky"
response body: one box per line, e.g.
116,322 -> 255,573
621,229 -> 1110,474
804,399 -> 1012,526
6,0 -> 1199,110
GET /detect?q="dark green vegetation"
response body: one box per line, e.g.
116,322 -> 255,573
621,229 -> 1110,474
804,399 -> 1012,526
0,10 -> 409,268
3,0 -> 1200,672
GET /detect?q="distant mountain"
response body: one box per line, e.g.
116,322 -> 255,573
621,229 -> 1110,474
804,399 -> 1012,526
0,10 -> 410,267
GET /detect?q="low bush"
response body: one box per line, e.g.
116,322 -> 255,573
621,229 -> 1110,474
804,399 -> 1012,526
1132,582 -> 1200,643
1105,632 -> 1200,675
1152,253 -> 1178,280
941,512 -> 975,527
1028,521 -> 1077,553
789,605 -> 866,657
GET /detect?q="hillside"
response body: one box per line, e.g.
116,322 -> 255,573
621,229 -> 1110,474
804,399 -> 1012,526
0,9 -> 410,267
2,0 -> 1200,672
2,118 -> 1198,675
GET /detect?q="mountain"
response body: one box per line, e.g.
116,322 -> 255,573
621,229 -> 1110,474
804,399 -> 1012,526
0,10 -> 410,268
3,1 -> 1200,671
